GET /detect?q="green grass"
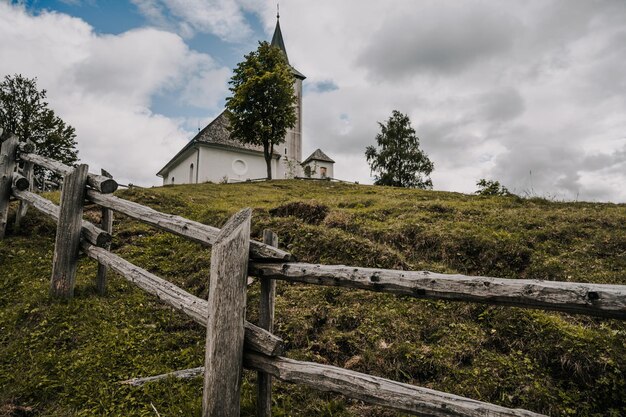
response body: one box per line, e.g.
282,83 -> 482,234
1,180 -> 625,416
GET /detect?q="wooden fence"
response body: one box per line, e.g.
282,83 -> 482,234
1,133 -> 625,417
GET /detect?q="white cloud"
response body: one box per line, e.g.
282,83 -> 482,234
3,0 -> 626,202
272,0 -> 626,202
0,3 -> 230,186
130,0 -> 253,41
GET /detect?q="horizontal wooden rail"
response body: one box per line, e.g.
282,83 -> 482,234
120,367 -> 204,386
12,188 -> 111,247
118,356 -> 545,416
19,153 -> 118,194
249,263 -> 626,319
85,189 -> 291,261
244,352 -> 545,417
81,242 -> 283,356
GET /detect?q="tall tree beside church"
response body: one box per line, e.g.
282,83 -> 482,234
366,110 -> 434,189
0,74 -> 78,184
225,41 -> 297,179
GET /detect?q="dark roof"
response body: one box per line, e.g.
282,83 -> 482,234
271,18 -> 306,80
156,111 -> 279,176
271,20 -> 289,63
193,111 -> 268,153
302,148 -> 335,164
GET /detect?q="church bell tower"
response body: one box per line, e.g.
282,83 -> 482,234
271,10 -> 305,176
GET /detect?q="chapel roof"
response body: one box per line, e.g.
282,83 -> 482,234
302,148 -> 335,164
156,111 -> 279,176
193,111 -> 268,153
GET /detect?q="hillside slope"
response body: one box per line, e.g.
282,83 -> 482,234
1,180 -> 625,416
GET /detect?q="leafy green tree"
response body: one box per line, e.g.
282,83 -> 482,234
365,110 -> 434,188
475,179 -> 512,196
225,41 -> 296,179
0,74 -> 78,184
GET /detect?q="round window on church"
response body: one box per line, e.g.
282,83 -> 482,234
232,159 -> 247,176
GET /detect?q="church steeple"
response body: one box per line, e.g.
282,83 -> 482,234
271,9 -> 289,64
270,11 -> 305,80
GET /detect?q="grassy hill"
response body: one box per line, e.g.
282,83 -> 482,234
1,180 -> 625,416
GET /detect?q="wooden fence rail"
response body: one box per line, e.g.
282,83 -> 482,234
12,188 -> 111,247
19,152 -> 117,194
85,188 -> 290,261
1,135 -> 623,417
81,241 -> 283,357
120,354 -> 546,417
250,262 -> 626,319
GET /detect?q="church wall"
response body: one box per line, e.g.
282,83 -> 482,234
197,146 -> 279,183
162,149 -> 198,185
302,160 -> 334,179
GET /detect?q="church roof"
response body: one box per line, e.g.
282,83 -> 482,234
193,111 -> 270,153
271,17 -> 306,80
271,19 -> 289,63
156,111 -> 279,177
302,148 -> 335,164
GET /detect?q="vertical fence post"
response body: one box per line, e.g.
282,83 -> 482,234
96,169 -> 114,295
15,141 -> 35,230
50,164 -> 89,298
202,208 -> 251,417
0,135 -> 19,239
257,229 -> 278,417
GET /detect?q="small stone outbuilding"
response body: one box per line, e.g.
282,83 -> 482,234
301,149 -> 335,179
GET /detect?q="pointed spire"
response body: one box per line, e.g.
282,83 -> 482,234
271,8 -> 289,64
269,7 -> 305,79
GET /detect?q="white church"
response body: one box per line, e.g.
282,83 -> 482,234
157,17 -> 335,185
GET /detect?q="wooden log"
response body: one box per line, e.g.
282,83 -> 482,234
95,206 -> 113,294
257,230 -> 278,417
85,189 -> 291,261
12,172 -> 29,191
19,153 -> 118,193
244,352 -> 545,417
80,241 -> 283,356
203,208 -> 251,417
0,135 -> 19,238
50,164 -> 89,297
96,170 -> 114,295
123,355 -> 549,416
249,263 -> 626,320
16,153 -> 34,227
133,355 -> 545,417
12,188 -> 111,247
17,141 -> 35,154
120,367 -> 204,386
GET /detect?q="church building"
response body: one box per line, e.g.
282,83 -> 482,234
157,16 -> 335,184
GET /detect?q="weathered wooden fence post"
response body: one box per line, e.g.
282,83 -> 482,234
0,135 -> 19,238
257,229 -> 278,417
96,169 -> 114,295
15,140 -> 35,230
50,164 -> 89,298
202,208 -> 252,417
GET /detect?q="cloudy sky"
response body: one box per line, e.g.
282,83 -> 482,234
2,0 -> 625,202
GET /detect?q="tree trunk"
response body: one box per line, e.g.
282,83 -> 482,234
264,142 -> 272,180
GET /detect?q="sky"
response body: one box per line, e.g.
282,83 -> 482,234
1,0 -> 625,202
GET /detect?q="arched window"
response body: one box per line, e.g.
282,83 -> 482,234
189,163 -> 194,183
171,177 -> 175,184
